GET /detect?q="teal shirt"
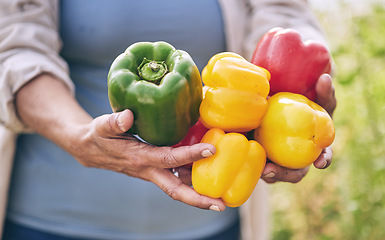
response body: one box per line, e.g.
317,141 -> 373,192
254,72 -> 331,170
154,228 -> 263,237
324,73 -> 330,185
7,1 -> 238,239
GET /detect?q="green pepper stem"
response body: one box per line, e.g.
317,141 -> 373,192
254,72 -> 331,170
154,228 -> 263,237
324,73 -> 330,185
148,61 -> 160,71
138,58 -> 168,83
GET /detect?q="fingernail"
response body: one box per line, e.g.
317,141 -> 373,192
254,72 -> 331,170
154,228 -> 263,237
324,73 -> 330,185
201,149 -> 213,157
264,172 -> 275,178
117,113 -> 126,132
321,160 -> 328,169
209,205 -> 221,212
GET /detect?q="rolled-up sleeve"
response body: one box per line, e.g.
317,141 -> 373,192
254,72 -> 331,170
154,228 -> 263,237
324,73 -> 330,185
0,0 -> 74,133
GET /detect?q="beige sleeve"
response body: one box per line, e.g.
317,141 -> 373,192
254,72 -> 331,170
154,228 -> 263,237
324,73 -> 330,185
0,126 -> 17,235
0,0 -> 75,133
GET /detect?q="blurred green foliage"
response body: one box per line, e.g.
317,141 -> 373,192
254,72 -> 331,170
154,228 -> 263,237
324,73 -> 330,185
270,3 -> 385,240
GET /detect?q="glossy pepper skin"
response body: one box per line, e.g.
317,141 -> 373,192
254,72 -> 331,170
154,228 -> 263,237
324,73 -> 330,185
172,119 -> 208,147
192,128 -> 266,207
251,27 -> 332,101
200,52 -> 270,132
108,41 -> 202,146
254,92 -> 335,169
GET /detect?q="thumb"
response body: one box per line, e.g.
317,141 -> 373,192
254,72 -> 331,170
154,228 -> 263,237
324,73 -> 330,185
94,109 -> 135,137
315,73 -> 336,116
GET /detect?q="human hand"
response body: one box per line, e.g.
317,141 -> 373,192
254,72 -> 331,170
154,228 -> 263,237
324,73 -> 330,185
70,109 -> 225,211
314,73 -> 336,169
261,146 -> 332,183
261,73 -> 336,184
14,74 -> 224,210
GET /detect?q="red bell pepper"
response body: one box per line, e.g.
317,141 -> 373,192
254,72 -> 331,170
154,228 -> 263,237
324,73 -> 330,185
172,119 -> 208,169
173,119 -> 209,147
251,27 -> 332,101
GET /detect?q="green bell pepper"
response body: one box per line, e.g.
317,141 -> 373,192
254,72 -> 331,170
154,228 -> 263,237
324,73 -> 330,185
107,41 -> 203,146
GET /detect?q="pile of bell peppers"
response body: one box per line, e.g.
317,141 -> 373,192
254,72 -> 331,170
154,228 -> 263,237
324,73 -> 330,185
191,28 -> 335,207
107,33 -> 335,207
249,27 -> 335,170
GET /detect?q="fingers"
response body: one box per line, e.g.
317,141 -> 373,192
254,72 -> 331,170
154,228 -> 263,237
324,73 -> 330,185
313,146 -> 333,169
262,146 -> 333,184
150,168 -> 226,211
315,73 -> 337,116
94,110 -> 216,169
144,143 -> 216,169
261,162 -> 309,184
173,165 -> 193,186
89,110 -> 223,210
94,109 -> 135,137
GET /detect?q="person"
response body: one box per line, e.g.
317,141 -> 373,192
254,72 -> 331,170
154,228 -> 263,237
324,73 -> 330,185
0,0 -> 336,239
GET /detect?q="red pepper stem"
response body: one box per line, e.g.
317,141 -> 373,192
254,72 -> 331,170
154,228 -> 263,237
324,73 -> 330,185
138,58 -> 168,83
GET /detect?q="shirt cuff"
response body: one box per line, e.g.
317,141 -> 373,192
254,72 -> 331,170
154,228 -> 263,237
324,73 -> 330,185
0,50 -> 74,133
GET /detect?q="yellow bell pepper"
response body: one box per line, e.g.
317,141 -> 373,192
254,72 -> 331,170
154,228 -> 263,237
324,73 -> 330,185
192,128 -> 266,207
200,52 -> 270,132
254,92 -> 335,169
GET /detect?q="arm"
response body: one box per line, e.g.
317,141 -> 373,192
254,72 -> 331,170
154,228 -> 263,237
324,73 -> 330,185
1,1 -> 225,211
0,0 -> 74,132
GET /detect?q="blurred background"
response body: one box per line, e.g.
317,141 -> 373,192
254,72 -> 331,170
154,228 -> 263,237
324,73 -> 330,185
269,0 -> 385,239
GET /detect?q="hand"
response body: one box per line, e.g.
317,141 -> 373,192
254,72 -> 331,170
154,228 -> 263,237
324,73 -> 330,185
70,109 -> 225,211
261,147 -> 332,184
261,73 -> 336,184
15,75 -> 225,212
314,73 -> 336,169
261,162 -> 309,184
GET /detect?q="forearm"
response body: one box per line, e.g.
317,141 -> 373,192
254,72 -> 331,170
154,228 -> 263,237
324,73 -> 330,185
15,74 -> 92,152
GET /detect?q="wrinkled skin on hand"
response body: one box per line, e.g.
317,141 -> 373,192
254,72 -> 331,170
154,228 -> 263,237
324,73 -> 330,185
74,109 -> 225,210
